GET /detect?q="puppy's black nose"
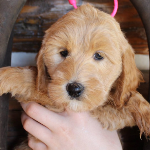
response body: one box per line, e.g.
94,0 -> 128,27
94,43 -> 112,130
66,82 -> 84,98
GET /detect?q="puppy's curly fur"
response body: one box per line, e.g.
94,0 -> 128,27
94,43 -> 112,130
0,4 -> 150,149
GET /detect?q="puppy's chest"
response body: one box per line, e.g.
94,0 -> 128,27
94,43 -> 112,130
90,105 -> 135,131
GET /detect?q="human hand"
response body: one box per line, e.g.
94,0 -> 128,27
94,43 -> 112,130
21,102 -> 122,150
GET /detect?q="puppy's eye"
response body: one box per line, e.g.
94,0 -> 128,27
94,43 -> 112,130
94,52 -> 104,60
60,50 -> 68,58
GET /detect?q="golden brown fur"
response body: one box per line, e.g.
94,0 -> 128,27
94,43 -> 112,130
0,4 -> 150,149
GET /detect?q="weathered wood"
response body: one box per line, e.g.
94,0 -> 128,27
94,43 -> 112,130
7,110 -> 27,150
0,31 -> 12,150
12,0 -> 148,54
0,30 -> 13,150
0,0 -> 27,65
124,28 -> 148,54
13,28 -> 148,54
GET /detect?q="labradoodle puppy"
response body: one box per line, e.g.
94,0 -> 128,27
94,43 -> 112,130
0,4 -> 149,149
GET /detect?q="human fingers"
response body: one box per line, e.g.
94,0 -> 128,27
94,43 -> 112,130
21,112 -> 52,145
21,102 -> 65,130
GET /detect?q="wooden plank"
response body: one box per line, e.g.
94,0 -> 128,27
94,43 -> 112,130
12,0 -> 148,54
124,28 -> 148,55
12,28 -> 148,54
7,110 -> 27,150
15,0 -> 144,30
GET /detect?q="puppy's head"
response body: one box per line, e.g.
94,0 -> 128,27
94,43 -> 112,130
36,4 -> 143,111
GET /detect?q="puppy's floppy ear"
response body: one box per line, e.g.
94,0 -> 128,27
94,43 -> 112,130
110,38 -> 150,136
111,40 -> 143,107
36,47 -> 48,93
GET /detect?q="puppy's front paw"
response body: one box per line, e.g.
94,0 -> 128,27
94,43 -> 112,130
0,67 -> 14,95
0,66 -> 37,97
128,92 -> 150,137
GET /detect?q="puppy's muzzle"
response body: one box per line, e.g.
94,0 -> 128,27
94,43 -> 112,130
66,82 -> 84,99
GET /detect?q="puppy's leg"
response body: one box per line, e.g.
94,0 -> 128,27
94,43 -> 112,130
0,66 -> 36,99
0,67 -> 51,105
92,92 -> 150,137
0,67 -> 52,149
127,92 -> 150,137
91,103 -> 136,131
